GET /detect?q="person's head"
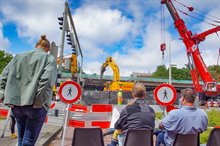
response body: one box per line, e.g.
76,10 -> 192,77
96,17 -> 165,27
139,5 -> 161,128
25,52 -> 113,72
132,83 -> 146,98
35,35 -> 50,53
180,88 -> 196,106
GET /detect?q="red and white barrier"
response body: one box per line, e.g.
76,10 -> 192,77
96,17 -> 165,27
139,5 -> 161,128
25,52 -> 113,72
0,108 -> 9,119
68,104 -> 113,129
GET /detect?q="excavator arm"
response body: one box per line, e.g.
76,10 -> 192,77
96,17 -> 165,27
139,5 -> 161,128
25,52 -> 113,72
100,57 -> 120,81
100,57 -> 133,91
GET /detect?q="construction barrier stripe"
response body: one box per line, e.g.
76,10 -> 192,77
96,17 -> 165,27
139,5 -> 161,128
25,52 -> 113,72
67,104 -> 113,129
50,102 -> 56,109
91,104 -> 113,112
91,121 -> 111,129
0,109 -> 8,119
68,120 -> 85,128
44,116 -> 48,123
69,104 -> 88,112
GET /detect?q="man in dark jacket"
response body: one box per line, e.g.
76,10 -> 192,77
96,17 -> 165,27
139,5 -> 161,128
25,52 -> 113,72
107,83 -> 155,146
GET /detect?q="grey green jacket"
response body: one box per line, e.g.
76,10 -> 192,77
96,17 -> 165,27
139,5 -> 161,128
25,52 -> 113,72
0,48 -> 57,111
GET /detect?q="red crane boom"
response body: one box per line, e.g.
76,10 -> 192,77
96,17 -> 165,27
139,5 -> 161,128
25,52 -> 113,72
161,0 -> 220,97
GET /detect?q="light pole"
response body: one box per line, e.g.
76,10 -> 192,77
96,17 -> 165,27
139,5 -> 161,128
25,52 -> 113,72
169,38 -> 182,85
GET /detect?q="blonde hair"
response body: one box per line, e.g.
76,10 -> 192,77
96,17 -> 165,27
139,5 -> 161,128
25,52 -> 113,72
132,83 -> 146,98
35,35 -> 50,50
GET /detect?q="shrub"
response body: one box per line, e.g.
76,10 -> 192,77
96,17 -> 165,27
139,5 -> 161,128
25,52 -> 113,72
207,109 -> 220,127
200,109 -> 220,144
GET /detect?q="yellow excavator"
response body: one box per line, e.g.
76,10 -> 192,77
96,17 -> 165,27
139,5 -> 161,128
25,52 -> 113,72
100,56 -> 134,91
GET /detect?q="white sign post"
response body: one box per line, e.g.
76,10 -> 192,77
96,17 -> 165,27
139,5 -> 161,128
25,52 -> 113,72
58,81 -> 81,146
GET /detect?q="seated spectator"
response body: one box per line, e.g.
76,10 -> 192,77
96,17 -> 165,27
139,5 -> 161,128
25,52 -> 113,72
155,88 -> 208,146
107,83 -> 155,146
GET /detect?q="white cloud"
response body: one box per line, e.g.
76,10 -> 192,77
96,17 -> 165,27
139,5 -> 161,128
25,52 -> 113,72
1,0 -> 220,78
0,0 -> 64,46
0,22 -> 11,51
73,4 -> 133,46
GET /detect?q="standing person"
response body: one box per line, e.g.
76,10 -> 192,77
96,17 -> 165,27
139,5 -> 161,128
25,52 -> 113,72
107,83 -> 155,146
155,88 -> 208,146
0,35 -> 57,146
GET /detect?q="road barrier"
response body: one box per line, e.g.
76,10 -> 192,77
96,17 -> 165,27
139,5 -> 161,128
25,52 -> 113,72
68,104 -> 112,129
0,108 -> 9,119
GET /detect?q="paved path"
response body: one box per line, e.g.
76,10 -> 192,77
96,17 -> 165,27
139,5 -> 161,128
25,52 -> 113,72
0,120 -> 62,146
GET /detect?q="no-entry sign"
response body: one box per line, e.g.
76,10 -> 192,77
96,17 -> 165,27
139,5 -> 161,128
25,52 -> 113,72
154,83 -> 176,106
58,81 -> 82,104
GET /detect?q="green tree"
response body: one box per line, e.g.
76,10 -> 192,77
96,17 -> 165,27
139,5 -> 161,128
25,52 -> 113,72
152,65 -> 191,80
152,64 -> 220,81
0,50 -> 13,74
171,67 -> 191,80
208,65 -> 220,80
152,65 -> 168,79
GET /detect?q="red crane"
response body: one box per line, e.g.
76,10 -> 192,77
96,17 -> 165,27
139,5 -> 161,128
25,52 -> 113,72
161,0 -> 220,98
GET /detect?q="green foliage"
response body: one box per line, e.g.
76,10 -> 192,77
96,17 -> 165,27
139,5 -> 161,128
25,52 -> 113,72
200,110 -> 220,144
152,65 -> 192,80
155,112 -> 163,120
0,50 -> 13,74
200,128 -> 211,144
207,109 -> 220,127
152,65 -> 168,79
171,67 -> 191,80
208,65 -> 220,80
151,65 -> 220,80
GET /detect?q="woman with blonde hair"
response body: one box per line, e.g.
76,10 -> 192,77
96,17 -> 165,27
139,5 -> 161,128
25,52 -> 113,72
0,35 -> 57,146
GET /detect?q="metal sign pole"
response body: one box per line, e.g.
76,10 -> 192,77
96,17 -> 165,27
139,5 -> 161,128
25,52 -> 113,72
61,103 -> 70,146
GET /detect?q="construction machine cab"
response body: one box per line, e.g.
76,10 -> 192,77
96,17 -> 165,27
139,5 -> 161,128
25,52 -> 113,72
205,82 -> 217,92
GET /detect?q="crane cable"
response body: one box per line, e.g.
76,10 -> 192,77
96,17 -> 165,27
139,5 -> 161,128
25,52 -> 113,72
160,4 -> 166,64
216,33 -> 220,81
174,0 -> 220,26
174,0 -> 220,20
176,8 -> 219,27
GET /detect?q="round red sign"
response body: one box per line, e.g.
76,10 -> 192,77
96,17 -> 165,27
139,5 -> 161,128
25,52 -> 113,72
58,81 -> 82,104
154,83 -> 177,106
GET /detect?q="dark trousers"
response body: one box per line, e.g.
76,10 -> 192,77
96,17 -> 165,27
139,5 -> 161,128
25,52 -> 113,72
12,106 -> 47,146
10,114 -> 16,133
155,130 -> 166,146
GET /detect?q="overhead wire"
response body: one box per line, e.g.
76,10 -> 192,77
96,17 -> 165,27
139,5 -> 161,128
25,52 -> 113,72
174,0 -> 220,27
216,33 -> 220,81
176,8 -> 218,27
174,0 -> 220,20
160,4 -> 166,64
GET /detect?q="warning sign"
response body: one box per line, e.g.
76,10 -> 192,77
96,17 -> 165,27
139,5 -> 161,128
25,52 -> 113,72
154,83 -> 177,106
58,81 -> 82,104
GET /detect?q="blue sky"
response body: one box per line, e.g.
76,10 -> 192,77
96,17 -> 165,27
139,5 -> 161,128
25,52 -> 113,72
0,0 -> 220,76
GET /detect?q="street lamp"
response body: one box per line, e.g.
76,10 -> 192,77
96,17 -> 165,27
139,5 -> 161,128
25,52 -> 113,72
169,38 -> 182,85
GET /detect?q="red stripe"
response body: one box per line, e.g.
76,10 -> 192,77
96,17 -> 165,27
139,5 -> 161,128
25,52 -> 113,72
0,109 -> 8,118
91,121 -> 111,129
92,104 -> 112,112
68,120 -> 85,127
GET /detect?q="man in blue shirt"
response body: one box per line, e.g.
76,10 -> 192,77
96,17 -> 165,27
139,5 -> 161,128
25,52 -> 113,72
155,88 -> 208,146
